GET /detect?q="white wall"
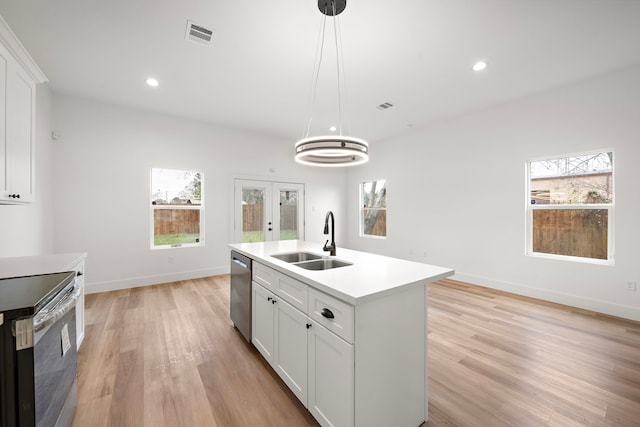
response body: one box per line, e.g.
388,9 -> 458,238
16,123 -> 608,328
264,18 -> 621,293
52,95 -> 347,293
346,64 -> 640,321
0,84 -> 54,257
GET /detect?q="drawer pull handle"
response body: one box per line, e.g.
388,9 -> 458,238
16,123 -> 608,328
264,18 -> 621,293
321,308 -> 335,319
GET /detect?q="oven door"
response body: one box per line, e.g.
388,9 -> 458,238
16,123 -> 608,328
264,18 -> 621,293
15,283 -> 80,427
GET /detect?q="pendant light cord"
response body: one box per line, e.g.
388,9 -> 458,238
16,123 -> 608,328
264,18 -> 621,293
332,1 -> 343,136
303,1 -> 349,138
303,11 -> 328,138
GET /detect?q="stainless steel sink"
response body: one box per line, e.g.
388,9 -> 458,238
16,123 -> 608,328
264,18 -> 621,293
293,258 -> 353,270
271,252 -> 323,263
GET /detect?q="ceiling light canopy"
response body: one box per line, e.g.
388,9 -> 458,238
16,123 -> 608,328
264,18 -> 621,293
145,77 -> 159,87
294,0 -> 369,167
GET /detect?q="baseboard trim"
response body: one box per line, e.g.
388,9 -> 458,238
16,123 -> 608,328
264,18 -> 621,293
86,266 -> 230,294
452,272 -> 640,322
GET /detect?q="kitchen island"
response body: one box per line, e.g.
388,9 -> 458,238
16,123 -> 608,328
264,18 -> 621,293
229,240 -> 454,427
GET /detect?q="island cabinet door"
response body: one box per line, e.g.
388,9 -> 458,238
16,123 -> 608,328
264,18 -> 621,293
274,297 -> 308,405
252,282 -> 276,364
308,320 -> 354,427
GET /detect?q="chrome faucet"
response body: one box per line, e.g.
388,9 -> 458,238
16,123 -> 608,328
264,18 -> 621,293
323,210 -> 336,256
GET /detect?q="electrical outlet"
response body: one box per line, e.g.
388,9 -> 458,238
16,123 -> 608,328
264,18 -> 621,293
625,281 -> 637,292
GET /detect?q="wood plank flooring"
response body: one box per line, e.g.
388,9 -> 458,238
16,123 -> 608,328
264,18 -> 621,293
428,279 -> 640,427
72,276 -> 640,426
72,275 -> 317,427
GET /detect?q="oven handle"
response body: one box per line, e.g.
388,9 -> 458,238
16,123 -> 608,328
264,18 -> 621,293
33,283 -> 81,335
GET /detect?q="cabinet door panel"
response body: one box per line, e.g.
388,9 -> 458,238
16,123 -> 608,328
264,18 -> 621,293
0,46 -> 8,195
5,66 -> 33,202
308,320 -> 354,427
252,283 -> 275,364
274,298 -> 308,405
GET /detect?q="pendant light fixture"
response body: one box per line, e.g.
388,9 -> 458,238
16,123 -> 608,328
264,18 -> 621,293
294,0 -> 369,167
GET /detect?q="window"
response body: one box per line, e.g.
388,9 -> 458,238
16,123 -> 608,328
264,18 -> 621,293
526,151 -> 613,263
151,168 -> 203,249
361,180 -> 387,237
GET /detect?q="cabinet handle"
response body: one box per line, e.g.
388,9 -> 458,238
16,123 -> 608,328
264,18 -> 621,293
321,308 -> 335,319
267,296 -> 272,302
272,299 -> 277,304
306,323 -> 312,329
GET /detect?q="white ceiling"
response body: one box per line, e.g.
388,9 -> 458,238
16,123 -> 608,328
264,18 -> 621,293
2,0 -> 640,144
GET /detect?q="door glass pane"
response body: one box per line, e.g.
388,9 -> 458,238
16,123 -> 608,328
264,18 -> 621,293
242,188 -> 265,242
279,190 -> 299,240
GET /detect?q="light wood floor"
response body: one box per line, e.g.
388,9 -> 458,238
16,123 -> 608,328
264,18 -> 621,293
72,276 -> 640,427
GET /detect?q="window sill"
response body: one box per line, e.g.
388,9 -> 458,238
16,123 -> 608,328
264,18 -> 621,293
526,251 -> 614,266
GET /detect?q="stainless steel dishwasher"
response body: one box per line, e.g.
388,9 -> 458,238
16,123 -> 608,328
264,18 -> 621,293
230,251 -> 252,342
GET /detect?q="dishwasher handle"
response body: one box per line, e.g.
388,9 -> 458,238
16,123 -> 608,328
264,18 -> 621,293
233,258 -> 248,269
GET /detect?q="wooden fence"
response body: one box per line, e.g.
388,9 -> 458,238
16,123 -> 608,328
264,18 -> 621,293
154,209 -> 200,236
532,209 -> 608,259
364,210 -> 386,236
243,205 -> 297,231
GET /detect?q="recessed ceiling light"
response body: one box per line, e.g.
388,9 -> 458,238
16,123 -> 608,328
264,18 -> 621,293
329,126 -> 337,132
472,61 -> 488,72
145,77 -> 159,87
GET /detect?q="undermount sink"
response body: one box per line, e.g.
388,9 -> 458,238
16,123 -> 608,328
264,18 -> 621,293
293,258 -> 353,271
271,252 -> 323,263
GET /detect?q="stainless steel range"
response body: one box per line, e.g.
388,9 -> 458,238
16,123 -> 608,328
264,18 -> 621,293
0,271 -> 80,427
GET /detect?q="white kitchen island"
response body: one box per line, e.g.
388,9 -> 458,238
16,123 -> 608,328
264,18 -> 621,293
229,240 -> 454,427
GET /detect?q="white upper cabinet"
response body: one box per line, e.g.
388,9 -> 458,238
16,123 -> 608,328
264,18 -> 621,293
0,16 -> 47,204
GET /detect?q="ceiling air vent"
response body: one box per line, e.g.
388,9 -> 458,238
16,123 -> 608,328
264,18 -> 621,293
376,102 -> 394,110
185,20 -> 214,46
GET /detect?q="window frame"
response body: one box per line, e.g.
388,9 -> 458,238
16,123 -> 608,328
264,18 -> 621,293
525,150 -> 614,265
360,179 -> 387,239
150,167 -> 204,250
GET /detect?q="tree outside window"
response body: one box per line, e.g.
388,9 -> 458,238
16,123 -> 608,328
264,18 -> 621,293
151,168 -> 203,248
361,180 -> 387,238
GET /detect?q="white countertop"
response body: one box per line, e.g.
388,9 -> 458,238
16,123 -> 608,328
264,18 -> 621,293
0,253 -> 87,279
229,240 -> 454,305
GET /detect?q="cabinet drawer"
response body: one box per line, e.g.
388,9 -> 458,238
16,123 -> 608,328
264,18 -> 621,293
308,288 -> 354,343
274,272 -> 308,312
253,262 -> 275,291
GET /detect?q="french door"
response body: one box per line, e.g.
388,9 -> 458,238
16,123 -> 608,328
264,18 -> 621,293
234,179 -> 305,243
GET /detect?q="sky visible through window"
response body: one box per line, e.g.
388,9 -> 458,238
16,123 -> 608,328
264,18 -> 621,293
152,168 -> 201,204
530,152 -> 612,179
